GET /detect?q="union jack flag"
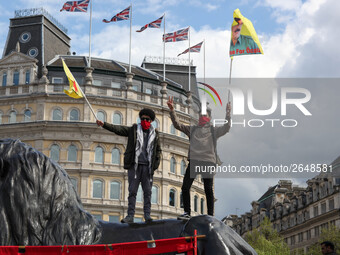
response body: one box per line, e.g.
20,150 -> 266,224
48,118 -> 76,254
103,6 -> 130,23
60,0 -> 89,12
163,27 -> 189,43
136,15 -> 164,32
178,41 -> 203,57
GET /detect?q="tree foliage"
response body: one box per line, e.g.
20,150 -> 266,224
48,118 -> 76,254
306,224 -> 340,255
245,217 -> 290,255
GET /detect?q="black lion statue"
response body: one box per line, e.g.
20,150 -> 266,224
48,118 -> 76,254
0,139 -> 257,255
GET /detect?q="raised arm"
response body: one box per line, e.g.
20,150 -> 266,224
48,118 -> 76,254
214,102 -> 231,138
96,120 -> 130,137
167,96 -> 191,137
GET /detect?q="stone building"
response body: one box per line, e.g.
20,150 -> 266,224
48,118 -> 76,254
223,157 -> 340,253
0,8 -> 207,223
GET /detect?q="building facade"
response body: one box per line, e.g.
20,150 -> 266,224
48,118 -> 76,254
223,158 -> 340,253
0,8 -> 207,223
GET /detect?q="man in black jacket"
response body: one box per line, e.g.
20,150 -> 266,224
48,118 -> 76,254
96,108 -> 161,223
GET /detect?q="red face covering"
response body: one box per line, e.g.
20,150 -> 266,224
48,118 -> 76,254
141,120 -> 151,130
198,116 -> 210,126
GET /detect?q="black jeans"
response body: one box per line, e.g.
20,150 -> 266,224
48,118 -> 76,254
127,164 -> 153,217
181,161 -> 214,216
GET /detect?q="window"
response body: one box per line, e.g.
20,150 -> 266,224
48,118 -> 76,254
97,111 -> 106,122
52,109 -> 62,120
329,199 -> 334,210
112,148 -> 120,165
109,216 -> 119,223
298,233 -> 303,243
13,71 -> 19,85
70,109 -> 79,121
70,178 -> 78,191
181,160 -> 186,175
93,214 -> 102,220
170,124 -> 176,135
151,119 -> 159,129
194,195 -> 198,212
180,192 -> 183,208
93,80 -> 102,86
2,72 -> 7,86
169,189 -> 176,206
201,198 -> 204,214
25,70 -> 30,84
170,157 -> 176,174
52,77 -> 63,84
95,146 -> 104,163
131,85 -> 138,91
113,112 -> 122,124
321,203 -> 326,214
135,217 -> 143,223
111,81 -> 121,88
50,144 -> 60,162
67,145 -> 77,162
151,185 -> 158,204
9,111 -> 16,123
145,88 -> 152,94
0,112 -> 2,124
24,109 -> 31,122
306,230 -> 311,240
93,179 -> 103,198
28,47 -> 38,57
291,235 -> 295,245
314,226 -> 320,237
110,181 -> 120,200
137,184 -> 142,202
20,32 -> 31,43
313,206 -> 318,217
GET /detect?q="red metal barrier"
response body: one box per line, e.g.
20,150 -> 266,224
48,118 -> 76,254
0,232 -> 205,255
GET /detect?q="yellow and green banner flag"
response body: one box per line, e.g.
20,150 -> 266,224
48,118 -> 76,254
229,9 -> 263,57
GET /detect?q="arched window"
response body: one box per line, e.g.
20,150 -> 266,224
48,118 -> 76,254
24,109 -> 31,122
181,160 -> 186,175
9,111 -> 16,123
170,157 -> 176,174
67,145 -> 77,162
52,109 -> 62,120
194,195 -> 198,212
50,144 -> 60,162
151,185 -> 158,204
112,148 -> 120,165
70,177 -> 78,191
170,124 -> 176,135
151,119 -> 159,129
13,70 -> 19,85
180,192 -> 184,208
25,70 -> 30,84
110,181 -> 120,200
93,179 -> 103,198
113,112 -> 122,124
137,184 -> 142,202
97,111 -> 106,122
2,72 -> 7,86
70,109 -> 79,121
95,146 -> 104,163
201,198 -> 205,214
169,188 -> 176,207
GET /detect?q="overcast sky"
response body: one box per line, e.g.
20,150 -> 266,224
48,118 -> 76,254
0,0 -> 339,220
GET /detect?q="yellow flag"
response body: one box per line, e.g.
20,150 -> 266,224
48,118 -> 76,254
62,59 -> 83,99
229,9 -> 264,57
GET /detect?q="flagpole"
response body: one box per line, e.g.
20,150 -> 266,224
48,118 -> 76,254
188,26 -> 191,92
88,0 -> 93,67
163,14 -> 166,81
228,57 -> 233,102
203,39 -> 206,84
128,4 -> 132,73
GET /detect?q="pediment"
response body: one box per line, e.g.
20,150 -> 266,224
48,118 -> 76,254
0,51 -> 38,66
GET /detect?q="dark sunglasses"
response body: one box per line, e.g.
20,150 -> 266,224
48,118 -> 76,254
141,117 -> 151,122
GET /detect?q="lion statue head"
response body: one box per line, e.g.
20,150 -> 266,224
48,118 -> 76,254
0,139 -> 101,246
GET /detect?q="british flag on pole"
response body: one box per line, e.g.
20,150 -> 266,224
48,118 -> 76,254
178,41 -> 203,57
136,15 -> 163,32
103,6 -> 130,23
60,0 -> 89,12
163,27 -> 189,42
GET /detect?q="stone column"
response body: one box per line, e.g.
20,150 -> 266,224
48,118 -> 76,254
185,91 -> 193,115
84,66 -> 94,93
38,66 -> 49,93
125,72 -> 136,100
160,81 -> 168,106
